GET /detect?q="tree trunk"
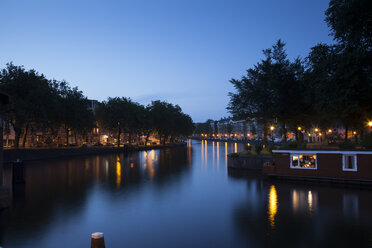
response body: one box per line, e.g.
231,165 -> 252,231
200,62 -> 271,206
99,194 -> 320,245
145,131 -> 151,146
74,132 -> 78,145
243,121 -> 248,142
14,128 -> 21,149
117,127 -> 121,148
344,125 -> 348,142
66,128 -> 69,146
281,122 -> 287,143
22,123 -> 29,148
263,121 -> 268,146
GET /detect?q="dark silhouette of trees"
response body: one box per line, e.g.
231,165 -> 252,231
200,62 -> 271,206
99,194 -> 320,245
1,63 -> 193,148
149,100 -> 194,144
0,63 -> 58,148
228,40 -> 303,145
228,0 -> 372,145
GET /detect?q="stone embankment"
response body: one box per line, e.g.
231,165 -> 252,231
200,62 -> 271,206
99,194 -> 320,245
227,153 -> 273,170
3,143 -> 186,163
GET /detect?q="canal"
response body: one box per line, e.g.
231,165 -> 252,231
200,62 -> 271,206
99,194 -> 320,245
1,140 -> 372,247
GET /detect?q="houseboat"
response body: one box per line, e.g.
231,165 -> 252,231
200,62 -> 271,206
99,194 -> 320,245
263,149 -> 372,184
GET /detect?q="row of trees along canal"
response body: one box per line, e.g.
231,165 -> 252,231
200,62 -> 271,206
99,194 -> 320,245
0,63 -> 194,148
228,0 -> 372,147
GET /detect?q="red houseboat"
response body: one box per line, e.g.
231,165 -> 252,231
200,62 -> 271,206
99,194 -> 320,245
263,149 -> 372,184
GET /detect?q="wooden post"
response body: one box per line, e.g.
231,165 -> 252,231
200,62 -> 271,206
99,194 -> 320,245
91,232 -> 105,248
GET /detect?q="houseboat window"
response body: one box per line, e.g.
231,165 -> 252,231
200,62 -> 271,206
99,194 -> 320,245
291,154 -> 316,169
343,155 -> 357,171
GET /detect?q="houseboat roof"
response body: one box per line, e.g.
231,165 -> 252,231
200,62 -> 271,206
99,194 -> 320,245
272,149 -> 372,154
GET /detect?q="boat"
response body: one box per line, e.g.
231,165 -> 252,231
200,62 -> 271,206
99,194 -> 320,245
262,149 -> 372,185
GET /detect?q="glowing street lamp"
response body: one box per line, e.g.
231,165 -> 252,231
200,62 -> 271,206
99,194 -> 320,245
368,121 -> 372,127
328,129 -> 332,133
353,131 -> 357,135
314,128 -> 319,132
297,126 -> 302,131
270,126 -> 275,143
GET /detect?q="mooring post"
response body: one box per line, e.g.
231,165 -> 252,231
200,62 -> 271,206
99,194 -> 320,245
91,232 -> 105,248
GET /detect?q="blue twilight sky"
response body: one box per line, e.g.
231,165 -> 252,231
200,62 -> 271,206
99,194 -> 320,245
0,0 -> 333,122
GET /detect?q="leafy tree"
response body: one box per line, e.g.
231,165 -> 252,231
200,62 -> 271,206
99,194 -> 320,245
0,63 -> 58,148
56,81 -> 95,146
149,100 -> 193,144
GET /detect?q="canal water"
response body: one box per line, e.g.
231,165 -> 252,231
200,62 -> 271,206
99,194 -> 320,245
1,140 -> 372,248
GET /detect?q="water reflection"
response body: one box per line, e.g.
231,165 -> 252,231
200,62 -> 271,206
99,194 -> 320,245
291,189 -> 318,214
268,185 -> 277,228
1,141 -> 371,248
232,176 -> 372,247
116,155 -> 121,187
199,140 -> 244,172
0,147 -> 190,248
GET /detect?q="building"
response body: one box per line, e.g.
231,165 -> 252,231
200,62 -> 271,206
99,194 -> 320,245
263,149 -> 372,184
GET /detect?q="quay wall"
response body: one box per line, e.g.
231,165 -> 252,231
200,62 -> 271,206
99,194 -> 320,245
3,143 -> 186,163
227,153 -> 273,170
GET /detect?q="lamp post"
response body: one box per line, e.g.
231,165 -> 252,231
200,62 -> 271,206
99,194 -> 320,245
270,126 -> 275,144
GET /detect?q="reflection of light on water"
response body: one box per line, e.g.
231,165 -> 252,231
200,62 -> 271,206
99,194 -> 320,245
105,160 -> 109,179
116,155 -> 121,187
213,141 -> 215,167
292,189 -> 317,214
343,194 -> 359,219
201,140 -> 204,167
268,185 -> 278,229
292,190 -> 299,212
205,140 -> 207,166
225,142 -> 227,167
234,142 -> 237,153
187,139 -> 192,166
217,142 -> 219,169
146,149 -> 155,180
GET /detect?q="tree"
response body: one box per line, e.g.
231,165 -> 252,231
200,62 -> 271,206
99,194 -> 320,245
325,0 -> 372,50
228,40 -> 305,145
56,82 -> 95,146
0,63 -> 58,148
95,97 -> 141,147
149,100 -> 193,144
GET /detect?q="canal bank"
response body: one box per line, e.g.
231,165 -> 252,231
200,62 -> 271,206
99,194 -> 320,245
2,143 -> 186,163
227,153 -> 273,170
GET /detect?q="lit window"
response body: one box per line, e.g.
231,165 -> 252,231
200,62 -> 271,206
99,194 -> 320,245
291,154 -> 317,169
343,154 -> 357,171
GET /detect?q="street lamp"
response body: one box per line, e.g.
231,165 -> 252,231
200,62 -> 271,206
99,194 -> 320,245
368,121 -> 372,127
270,126 -> 275,143
297,126 -> 302,131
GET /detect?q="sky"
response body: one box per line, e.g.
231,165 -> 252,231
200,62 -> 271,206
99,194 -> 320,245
0,0 -> 333,122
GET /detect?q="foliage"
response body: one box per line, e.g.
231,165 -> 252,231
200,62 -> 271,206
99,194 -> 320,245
254,142 -> 263,155
228,40 -> 305,145
1,63 -> 193,148
360,133 -> 372,149
228,0 -> 372,144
